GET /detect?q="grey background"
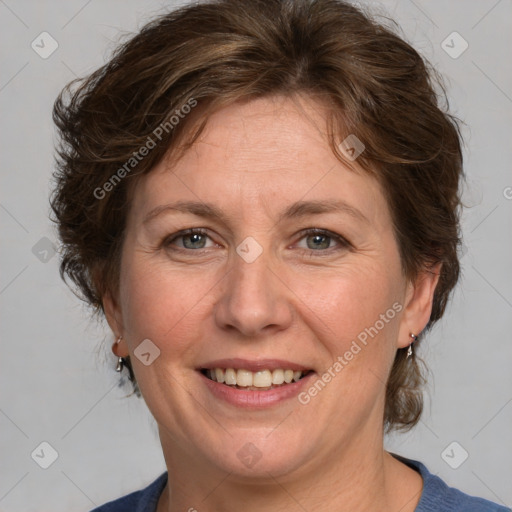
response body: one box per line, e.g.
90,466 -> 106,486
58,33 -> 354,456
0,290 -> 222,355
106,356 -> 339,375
0,0 -> 511,510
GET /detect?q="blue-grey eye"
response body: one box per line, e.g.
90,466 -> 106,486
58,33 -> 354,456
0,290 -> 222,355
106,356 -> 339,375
306,233 -> 332,250
296,229 -> 347,252
165,229 -> 213,250
182,232 -> 207,249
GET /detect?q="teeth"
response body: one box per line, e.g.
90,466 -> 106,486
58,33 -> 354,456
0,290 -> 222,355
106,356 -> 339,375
215,368 -> 225,383
205,368 -> 308,387
284,369 -> 294,383
253,370 -> 272,387
272,369 -> 285,385
236,369 -> 253,387
224,368 -> 237,385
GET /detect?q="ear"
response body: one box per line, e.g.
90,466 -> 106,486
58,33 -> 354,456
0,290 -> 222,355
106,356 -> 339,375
397,263 -> 441,348
103,291 -> 129,357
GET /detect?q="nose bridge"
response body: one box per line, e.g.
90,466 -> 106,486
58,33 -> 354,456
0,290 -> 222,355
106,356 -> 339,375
214,238 -> 292,337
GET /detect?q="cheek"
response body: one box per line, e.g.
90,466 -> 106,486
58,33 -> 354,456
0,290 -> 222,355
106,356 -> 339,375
289,265 -> 403,433
118,252 -> 217,357
300,263 -> 402,346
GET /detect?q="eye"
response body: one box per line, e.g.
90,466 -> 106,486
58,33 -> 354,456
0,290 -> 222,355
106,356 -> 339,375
295,228 -> 349,253
162,228 -> 349,254
164,228 -> 215,250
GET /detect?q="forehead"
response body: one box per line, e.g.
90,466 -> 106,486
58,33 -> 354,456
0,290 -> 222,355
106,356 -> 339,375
128,95 -> 389,227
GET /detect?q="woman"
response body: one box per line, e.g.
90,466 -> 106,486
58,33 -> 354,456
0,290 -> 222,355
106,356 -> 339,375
50,0 -> 509,510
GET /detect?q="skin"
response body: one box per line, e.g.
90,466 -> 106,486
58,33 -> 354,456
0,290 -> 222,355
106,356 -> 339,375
104,94 -> 439,511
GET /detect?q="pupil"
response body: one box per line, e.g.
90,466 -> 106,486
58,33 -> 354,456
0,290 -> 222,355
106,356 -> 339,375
185,233 -> 205,249
309,234 -> 329,250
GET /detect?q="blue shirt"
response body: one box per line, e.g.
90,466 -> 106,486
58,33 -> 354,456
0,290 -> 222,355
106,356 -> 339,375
90,456 -> 510,511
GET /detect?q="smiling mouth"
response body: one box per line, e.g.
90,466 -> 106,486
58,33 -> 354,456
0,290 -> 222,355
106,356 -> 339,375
200,368 -> 313,390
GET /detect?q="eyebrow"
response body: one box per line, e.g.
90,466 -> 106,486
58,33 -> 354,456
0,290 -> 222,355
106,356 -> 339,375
143,199 -> 369,226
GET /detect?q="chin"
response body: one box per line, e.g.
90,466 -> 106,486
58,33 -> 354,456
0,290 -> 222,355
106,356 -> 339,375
201,429 -> 314,480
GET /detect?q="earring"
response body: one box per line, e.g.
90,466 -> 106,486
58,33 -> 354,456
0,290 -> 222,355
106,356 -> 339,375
114,335 -> 124,372
116,356 -> 124,372
407,333 -> 418,358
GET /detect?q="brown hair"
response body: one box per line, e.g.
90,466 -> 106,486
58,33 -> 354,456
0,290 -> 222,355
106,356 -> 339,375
51,0 -> 463,431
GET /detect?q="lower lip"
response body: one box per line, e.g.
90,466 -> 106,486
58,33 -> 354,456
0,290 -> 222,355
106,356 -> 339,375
198,371 -> 315,408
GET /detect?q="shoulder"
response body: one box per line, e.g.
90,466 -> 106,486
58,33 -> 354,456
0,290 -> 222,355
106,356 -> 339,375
89,472 -> 167,512
393,454 -> 510,512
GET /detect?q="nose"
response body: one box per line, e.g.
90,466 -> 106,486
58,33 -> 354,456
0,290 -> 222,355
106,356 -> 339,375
214,248 -> 293,338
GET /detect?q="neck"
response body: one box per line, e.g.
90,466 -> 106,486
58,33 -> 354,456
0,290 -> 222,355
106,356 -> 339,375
157,424 -> 422,512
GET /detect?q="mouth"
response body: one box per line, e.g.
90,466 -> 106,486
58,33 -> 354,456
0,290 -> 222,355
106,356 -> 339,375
200,367 -> 313,391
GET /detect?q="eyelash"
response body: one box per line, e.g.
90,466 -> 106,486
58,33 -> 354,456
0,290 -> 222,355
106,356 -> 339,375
163,228 -> 350,255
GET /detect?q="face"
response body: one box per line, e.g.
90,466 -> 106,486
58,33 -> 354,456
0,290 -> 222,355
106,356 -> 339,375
105,94 -> 436,480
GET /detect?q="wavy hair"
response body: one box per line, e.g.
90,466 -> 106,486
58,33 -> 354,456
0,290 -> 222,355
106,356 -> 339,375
51,0 -> 463,431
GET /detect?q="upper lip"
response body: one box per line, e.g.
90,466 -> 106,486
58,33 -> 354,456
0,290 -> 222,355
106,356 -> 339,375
198,358 -> 313,372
